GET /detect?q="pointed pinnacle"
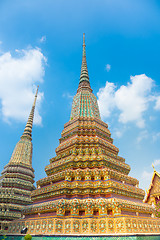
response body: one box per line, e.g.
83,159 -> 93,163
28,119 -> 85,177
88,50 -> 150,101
33,85 -> 39,107
152,163 -> 156,172
82,33 -> 86,57
21,86 -> 39,141
79,33 -> 90,84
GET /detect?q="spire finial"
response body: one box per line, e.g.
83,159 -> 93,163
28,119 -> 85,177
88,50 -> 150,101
79,33 -> 90,86
83,33 -> 86,57
83,33 -> 85,45
21,86 -> 39,140
33,85 -> 39,107
152,164 -> 156,172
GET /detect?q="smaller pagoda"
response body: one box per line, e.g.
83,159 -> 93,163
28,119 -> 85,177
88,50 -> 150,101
0,87 -> 38,230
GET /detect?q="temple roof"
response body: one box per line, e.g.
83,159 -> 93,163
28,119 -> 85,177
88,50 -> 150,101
144,166 -> 160,203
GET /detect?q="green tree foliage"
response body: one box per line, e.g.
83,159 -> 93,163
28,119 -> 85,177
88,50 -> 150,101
24,234 -> 32,240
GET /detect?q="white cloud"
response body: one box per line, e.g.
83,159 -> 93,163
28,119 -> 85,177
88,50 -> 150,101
106,64 -> 111,72
154,96 -> 160,110
97,81 -> 116,118
39,36 -> 46,43
0,48 -> 46,125
97,74 -> 154,128
115,74 -> 153,127
152,159 -> 160,167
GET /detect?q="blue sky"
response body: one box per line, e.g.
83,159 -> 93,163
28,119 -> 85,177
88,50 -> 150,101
0,0 -> 160,191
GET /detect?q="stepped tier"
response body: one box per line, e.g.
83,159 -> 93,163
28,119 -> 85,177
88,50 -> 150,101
45,117 -> 131,177
32,180 -> 144,202
24,198 -> 154,217
0,151 -> 35,221
45,152 -> 130,176
37,168 -> 139,187
1,162 -> 35,184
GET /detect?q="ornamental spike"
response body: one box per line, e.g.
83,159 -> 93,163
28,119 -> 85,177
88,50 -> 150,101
21,86 -> 39,141
152,163 -> 156,172
79,33 -> 90,84
82,33 -> 86,57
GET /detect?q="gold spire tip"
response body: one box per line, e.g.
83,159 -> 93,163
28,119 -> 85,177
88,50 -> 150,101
35,85 -> 39,97
152,164 -> 155,171
33,86 -> 39,107
21,86 -> 39,140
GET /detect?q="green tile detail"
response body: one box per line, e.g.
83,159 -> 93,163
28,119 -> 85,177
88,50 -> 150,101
1,236 -> 160,240
70,91 -> 101,120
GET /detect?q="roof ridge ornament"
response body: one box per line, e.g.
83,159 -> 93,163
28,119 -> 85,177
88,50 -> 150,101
152,163 -> 156,172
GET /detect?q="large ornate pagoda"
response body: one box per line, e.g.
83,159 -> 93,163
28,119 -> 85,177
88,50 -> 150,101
8,35 -> 160,235
0,87 -> 38,229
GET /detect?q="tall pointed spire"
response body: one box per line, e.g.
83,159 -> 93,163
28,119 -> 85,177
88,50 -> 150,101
79,33 -> 90,84
21,86 -> 39,141
71,34 -> 100,120
0,87 -> 37,223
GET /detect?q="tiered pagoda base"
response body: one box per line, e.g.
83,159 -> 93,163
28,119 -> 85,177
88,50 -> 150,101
5,215 -> 160,235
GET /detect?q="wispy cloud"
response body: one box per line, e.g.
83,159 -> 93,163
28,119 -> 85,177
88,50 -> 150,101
152,132 -> 160,142
142,170 -> 153,180
97,74 -> 158,128
137,130 -> 148,143
113,129 -> 123,138
62,92 -> 73,99
140,170 -> 153,190
0,47 -> 46,125
140,159 -> 160,190
39,36 -> 46,43
149,116 -> 156,121
105,64 -> 111,72
152,159 -> 160,167
154,96 -> 160,110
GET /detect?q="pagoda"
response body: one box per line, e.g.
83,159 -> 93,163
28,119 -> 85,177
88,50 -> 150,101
8,35 -> 160,235
0,87 -> 38,230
